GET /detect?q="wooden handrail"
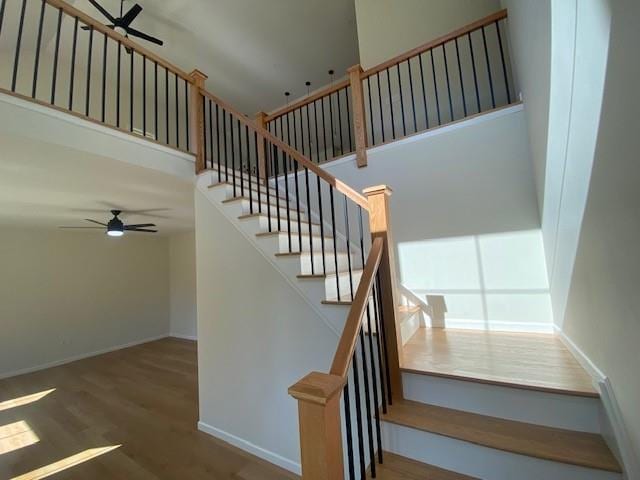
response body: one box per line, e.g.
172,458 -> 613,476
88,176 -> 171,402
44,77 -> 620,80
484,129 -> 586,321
45,0 -> 193,82
361,9 -> 508,78
330,238 -> 384,378
264,78 -> 350,123
200,88 -> 370,210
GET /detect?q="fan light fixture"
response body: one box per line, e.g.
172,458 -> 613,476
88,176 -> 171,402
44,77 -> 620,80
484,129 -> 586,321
107,212 -> 125,237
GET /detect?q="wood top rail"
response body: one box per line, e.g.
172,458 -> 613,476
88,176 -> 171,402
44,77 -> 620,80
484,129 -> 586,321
45,0 -> 193,82
201,88 -> 370,210
330,237 -> 384,378
361,9 -> 508,78
264,78 -> 350,123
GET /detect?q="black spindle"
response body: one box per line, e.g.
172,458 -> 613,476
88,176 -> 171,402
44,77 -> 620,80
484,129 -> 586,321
396,64 -> 407,136
430,50 -> 442,125
418,54 -> 429,129
32,0 -> 47,99
496,21 -> 512,104
366,76 -> 375,146
86,26 -> 94,117
101,34 -> 107,122
69,17 -> 79,111
455,38 -> 468,116
481,26 -> 496,108
443,44 -> 454,121
11,0 -> 28,93
407,59 -> 418,132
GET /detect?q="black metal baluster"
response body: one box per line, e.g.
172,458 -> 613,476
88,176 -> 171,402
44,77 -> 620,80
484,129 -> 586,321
443,44 -> 454,121
386,68 -> 395,139
254,131 -> 262,213
305,104 -> 312,161
375,275 -> 393,405
207,100 -> 214,172
174,73 -> 179,147
430,50 -> 442,125
69,17 -> 79,111
185,80 -> 190,150
304,166 -> 313,272
222,109 -> 228,181
238,118 -> 243,197
129,50 -> 134,131
289,113 -> 302,251
359,312 -> 376,477
328,91 -> 335,158
321,97 -> 328,162
264,140 -> 272,232
455,38 -> 468,116
32,0 -> 46,99
407,59 -> 418,133
165,68 -> 169,143
372,278 -> 388,413
468,32 -> 481,112
496,20 -> 511,104
329,186 -> 339,299
351,353 -> 366,479
336,91 -> 344,155
115,41 -> 121,126
231,115 -> 237,196
142,55 -> 146,135
366,76 -> 375,146
86,26 -> 94,117
216,104 -> 221,180
283,149 -> 291,251
47,9 -> 63,101
482,26 -> 496,108
246,124 -> 253,213
154,63 -> 158,140
418,54 -> 429,129
100,34 -> 107,122
314,101 -> 321,163
0,0 -> 6,40
396,64 -> 407,136
316,176 -> 326,275
345,88 -> 353,152
11,0 -> 28,93
376,72 -> 385,142
343,383 -> 356,480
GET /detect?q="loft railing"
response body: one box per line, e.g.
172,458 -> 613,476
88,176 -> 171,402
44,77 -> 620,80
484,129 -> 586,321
0,0 -> 194,152
262,9 -> 515,168
196,85 -> 402,479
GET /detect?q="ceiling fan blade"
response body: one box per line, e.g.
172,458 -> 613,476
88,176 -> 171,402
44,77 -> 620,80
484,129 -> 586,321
127,228 -> 158,233
86,0 -> 116,24
82,24 -> 114,31
120,4 -> 142,28
126,27 -> 163,46
85,219 -> 107,226
59,226 -> 104,229
124,223 -> 156,229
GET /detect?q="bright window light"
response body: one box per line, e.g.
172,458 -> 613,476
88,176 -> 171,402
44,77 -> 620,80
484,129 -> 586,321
10,445 -> 121,479
0,389 -> 55,413
0,421 -> 39,455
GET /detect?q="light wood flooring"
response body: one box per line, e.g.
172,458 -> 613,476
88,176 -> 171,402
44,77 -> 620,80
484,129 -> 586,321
0,338 -> 298,480
401,328 -> 598,396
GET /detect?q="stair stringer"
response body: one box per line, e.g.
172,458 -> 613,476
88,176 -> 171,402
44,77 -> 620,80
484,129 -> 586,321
196,171 -> 346,336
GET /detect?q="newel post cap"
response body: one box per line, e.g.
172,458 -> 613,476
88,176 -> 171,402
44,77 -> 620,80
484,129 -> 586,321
288,372 -> 346,405
363,185 -> 393,197
188,69 -> 208,86
347,64 -> 364,74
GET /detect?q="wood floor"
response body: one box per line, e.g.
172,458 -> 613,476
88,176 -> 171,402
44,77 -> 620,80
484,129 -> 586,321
371,451 -> 478,479
0,338 -> 298,480
401,328 -> 598,396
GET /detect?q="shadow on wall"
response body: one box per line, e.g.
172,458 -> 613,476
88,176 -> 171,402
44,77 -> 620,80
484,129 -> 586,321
398,229 -> 553,333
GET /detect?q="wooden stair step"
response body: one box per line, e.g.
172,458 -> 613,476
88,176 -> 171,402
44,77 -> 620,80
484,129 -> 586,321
381,399 -> 621,473
209,180 -> 278,196
237,212 -> 318,225
297,268 -> 364,280
370,451 -> 478,480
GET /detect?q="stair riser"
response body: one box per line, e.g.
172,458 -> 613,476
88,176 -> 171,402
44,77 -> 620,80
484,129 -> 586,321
402,372 -> 601,433
212,178 -> 279,198
252,218 -> 323,236
299,253 -> 352,275
239,200 -> 306,222
224,188 -> 299,211
274,234 -> 336,254
381,423 -> 621,480
324,270 -> 363,302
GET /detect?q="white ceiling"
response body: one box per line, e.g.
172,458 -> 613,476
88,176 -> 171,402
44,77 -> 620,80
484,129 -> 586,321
0,133 -> 194,235
71,0 -> 360,115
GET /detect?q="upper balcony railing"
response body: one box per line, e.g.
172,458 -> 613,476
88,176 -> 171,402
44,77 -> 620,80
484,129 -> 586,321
260,9 -> 515,168
0,0 -> 194,153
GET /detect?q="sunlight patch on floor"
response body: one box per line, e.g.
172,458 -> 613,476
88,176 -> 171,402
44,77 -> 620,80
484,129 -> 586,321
0,421 -> 39,455
0,389 -> 56,412
10,445 -> 121,479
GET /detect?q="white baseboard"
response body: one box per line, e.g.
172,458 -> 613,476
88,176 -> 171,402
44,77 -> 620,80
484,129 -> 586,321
556,326 -> 639,479
169,333 -> 197,341
197,420 -> 301,475
0,334 -> 170,380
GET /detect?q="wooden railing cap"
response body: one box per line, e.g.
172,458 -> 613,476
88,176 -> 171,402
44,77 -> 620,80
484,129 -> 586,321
363,185 -> 393,196
189,69 -> 208,81
288,372 -> 346,405
347,64 -> 364,74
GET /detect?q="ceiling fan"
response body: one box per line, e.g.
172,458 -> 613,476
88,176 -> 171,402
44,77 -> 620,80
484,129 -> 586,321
59,210 -> 157,236
83,0 -> 164,47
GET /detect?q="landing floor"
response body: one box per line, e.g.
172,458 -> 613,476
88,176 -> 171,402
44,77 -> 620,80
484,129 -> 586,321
0,338 -> 297,480
401,328 -> 598,397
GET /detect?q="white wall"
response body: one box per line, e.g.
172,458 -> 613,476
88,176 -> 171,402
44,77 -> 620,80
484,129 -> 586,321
0,228 -> 170,378
561,0 -> 640,472
500,0 -> 551,213
195,189 -> 338,473
318,106 -> 551,332
169,231 -> 197,339
355,0 -> 501,69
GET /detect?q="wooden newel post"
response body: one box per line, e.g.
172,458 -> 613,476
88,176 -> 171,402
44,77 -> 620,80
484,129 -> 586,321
289,372 -> 346,480
347,65 -> 368,168
363,185 -> 403,400
255,111 -> 268,185
189,69 -> 208,173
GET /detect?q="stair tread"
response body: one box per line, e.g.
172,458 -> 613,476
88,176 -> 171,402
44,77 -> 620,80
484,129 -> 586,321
381,399 -> 621,473
399,305 -> 421,315
237,213 -> 319,225
223,196 -> 303,210
256,231 -> 331,240
369,451 -> 478,480
209,180 -> 278,195
297,268 -> 364,279
275,250 -> 350,258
